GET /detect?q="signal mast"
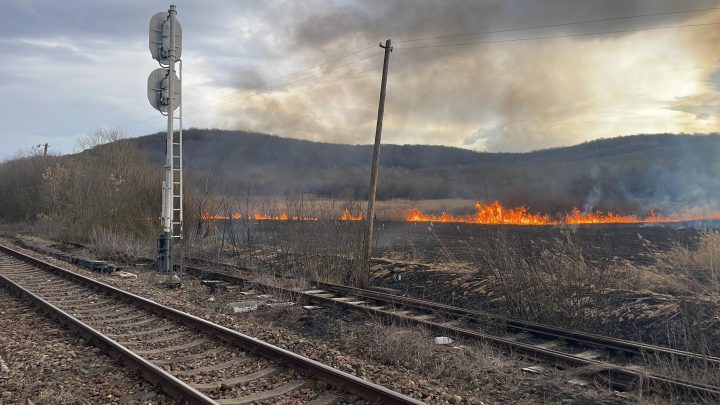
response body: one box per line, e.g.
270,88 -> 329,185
147,5 -> 183,286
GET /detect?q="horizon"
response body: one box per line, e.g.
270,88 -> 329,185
89,128 -> 720,156
7,128 -> 719,159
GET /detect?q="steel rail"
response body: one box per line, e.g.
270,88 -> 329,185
0,244 -> 424,405
183,264 -> 720,400
183,257 -> 720,365
0,269 -> 216,404
316,281 -> 720,366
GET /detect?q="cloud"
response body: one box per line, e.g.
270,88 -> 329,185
2,0 -> 720,157
214,1 -> 720,151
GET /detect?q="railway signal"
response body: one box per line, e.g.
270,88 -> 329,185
147,5 -> 183,286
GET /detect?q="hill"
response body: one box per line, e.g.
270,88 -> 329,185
130,129 -> 720,214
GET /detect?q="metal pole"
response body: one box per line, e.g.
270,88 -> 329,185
162,5 -> 177,276
362,39 -> 392,287
178,58 -> 184,279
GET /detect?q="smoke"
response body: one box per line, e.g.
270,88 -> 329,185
582,165 -> 603,213
216,0 -> 720,152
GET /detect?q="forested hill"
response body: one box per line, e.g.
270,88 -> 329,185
130,129 -> 720,213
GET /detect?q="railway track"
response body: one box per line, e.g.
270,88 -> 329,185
0,244 -> 424,405
0,288 -> 169,403
183,262 -> 720,401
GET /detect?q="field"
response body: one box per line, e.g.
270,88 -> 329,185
372,222 -> 698,263
210,219 -> 719,358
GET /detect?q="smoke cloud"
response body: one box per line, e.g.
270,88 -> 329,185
217,0 -> 720,152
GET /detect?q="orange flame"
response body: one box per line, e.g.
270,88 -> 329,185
202,209 -> 363,221
406,201 -> 554,225
339,208 -> 363,221
407,202 -> 720,225
643,209 -> 720,223
202,212 -> 242,220
564,208 -> 640,224
252,212 -> 318,221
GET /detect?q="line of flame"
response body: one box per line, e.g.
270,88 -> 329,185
201,209 -> 363,221
407,201 -> 720,225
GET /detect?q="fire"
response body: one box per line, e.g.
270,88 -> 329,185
203,203 -> 720,225
406,201 -> 554,225
643,209 -> 720,223
565,208 -> 640,224
252,212 -> 318,221
339,208 -> 363,221
202,209 -> 363,221
202,212 -> 242,220
407,202 -> 720,225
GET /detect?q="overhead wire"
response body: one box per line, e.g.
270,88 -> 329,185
395,21 -> 720,50
395,5 -> 720,43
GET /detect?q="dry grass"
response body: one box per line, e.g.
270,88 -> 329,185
189,196 -> 477,222
376,198 -> 477,221
459,228 -> 636,330
88,226 -> 153,262
614,230 -> 720,356
644,230 -> 720,296
190,194 -> 368,284
364,321 -> 508,384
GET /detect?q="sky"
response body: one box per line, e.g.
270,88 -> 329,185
1,0 -> 719,158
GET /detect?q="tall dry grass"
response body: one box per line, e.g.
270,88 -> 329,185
458,228 -> 635,331
88,227 -> 154,262
191,193 -> 367,284
646,230 -> 720,295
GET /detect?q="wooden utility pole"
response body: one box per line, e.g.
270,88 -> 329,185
36,143 -> 48,156
360,39 -> 392,287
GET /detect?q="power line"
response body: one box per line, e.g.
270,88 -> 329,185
395,21 -> 720,50
396,6 -> 720,43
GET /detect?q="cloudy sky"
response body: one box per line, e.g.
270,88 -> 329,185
1,0 -> 719,158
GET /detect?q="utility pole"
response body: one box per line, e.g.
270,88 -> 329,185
36,143 -> 48,156
361,39 -> 392,287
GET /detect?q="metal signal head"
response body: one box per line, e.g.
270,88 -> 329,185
147,68 -> 180,113
149,11 -> 182,64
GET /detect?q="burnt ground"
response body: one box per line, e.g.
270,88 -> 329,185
371,222 -> 699,264
241,221 -> 700,265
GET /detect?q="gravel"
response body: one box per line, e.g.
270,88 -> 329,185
0,288 -> 171,404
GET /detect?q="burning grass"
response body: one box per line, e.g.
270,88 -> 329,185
190,194 -> 368,284
201,197 -> 720,227
407,200 -> 720,226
